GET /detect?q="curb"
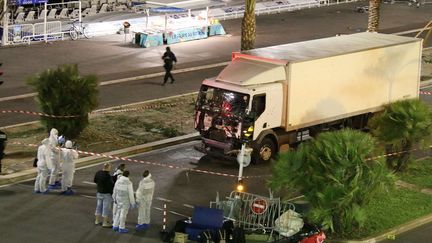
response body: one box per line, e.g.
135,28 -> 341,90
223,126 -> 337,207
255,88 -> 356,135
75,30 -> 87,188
329,213 -> 432,243
0,132 -> 200,186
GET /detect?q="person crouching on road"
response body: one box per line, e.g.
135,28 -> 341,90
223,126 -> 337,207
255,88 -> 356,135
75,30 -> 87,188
94,163 -> 115,227
112,170 -> 135,233
136,170 -> 155,231
60,140 -> 78,195
34,138 -> 50,194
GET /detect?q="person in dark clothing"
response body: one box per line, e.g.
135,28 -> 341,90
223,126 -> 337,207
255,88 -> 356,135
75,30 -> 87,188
161,46 -> 177,85
94,163 -> 115,227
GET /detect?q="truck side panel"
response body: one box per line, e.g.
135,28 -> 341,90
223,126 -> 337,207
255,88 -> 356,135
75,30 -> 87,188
286,41 -> 421,131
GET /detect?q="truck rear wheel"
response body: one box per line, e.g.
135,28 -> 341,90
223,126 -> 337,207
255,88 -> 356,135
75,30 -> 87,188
253,138 -> 276,164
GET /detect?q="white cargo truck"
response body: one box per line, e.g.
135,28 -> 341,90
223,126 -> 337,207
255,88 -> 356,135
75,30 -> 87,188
194,32 -> 422,163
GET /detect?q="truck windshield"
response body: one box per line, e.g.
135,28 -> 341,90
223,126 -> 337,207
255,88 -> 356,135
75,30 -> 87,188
197,85 -> 250,117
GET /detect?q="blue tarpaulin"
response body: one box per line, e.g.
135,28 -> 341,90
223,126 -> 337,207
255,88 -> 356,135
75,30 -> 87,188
149,6 -> 187,13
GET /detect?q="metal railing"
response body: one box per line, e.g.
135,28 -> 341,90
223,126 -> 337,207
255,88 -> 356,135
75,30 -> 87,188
210,191 -> 283,233
6,21 -> 63,44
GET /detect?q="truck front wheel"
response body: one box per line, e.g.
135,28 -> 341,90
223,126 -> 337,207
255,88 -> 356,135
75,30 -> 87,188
253,138 -> 276,164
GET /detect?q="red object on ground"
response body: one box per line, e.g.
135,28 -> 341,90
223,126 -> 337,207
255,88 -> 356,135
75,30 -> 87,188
300,231 -> 326,243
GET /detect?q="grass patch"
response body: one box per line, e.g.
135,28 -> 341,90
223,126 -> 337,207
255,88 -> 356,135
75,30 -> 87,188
337,188 -> 432,240
2,94 -> 197,173
400,158 -> 432,188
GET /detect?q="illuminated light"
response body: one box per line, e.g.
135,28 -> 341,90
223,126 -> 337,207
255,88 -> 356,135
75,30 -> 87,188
236,179 -> 244,192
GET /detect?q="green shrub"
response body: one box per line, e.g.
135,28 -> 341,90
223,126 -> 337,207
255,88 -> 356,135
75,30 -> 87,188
369,99 -> 432,172
27,64 -> 99,139
270,129 -> 394,237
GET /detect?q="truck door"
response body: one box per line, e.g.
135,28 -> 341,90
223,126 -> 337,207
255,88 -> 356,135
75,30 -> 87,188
250,94 -> 266,138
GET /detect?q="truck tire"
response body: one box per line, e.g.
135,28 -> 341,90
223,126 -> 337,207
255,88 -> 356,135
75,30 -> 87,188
253,138 -> 276,164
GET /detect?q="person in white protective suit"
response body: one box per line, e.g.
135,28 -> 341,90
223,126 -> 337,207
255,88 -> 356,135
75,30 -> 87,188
34,138 -> 50,194
135,170 -> 155,231
60,140 -> 79,195
112,170 -> 135,233
47,128 -> 61,188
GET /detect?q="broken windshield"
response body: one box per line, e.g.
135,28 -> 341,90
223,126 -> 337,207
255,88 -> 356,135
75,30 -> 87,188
197,85 -> 250,117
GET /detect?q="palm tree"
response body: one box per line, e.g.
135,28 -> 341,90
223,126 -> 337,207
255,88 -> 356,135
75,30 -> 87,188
270,129 -> 394,235
369,99 -> 432,172
367,0 -> 381,32
241,0 -> 256,51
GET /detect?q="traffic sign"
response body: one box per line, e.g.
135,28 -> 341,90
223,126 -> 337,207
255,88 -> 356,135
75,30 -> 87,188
250,198 -> 268,215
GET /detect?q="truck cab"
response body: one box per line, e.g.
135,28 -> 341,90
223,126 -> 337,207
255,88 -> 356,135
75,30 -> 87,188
194,57 -> 286,163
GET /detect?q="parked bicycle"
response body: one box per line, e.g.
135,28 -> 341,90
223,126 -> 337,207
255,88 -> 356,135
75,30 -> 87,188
69,20 -> 91,40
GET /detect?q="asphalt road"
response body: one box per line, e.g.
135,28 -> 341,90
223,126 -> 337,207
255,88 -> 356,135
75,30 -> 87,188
0,66 -> 224,127
0,141 -> 273,243
1,2 -> 432,127
381,223 -> 432,243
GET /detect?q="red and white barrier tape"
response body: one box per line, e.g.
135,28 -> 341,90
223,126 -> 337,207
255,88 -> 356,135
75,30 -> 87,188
3,91 -> 431,118
9,140 -> 422,179
1,110 -> 80,118
9,141 -> 240,178
0,101 -> 191,119
95,101 -> 190,115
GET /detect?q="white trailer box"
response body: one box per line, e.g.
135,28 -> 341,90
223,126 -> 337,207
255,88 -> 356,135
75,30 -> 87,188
228,32 -> 422,131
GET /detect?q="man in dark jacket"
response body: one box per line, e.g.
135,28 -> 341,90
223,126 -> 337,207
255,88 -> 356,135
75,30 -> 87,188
94,163 -> 115,227
161,46 -> 177,85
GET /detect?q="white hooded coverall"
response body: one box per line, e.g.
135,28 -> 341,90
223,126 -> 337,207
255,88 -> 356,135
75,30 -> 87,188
34,138 -> 50,192
61,140 -> 79,191
136,174 -> 155,225
48,128 -> 60,185
112,176 -> 135,229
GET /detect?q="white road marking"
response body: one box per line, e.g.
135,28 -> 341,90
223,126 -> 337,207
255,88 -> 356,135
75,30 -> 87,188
0,62 -> 228,103
80,195 -> 97,199
156,197 -> 172,203
82,181 -> 96,185
153,207 -> 190,218
182,204 -> 194,209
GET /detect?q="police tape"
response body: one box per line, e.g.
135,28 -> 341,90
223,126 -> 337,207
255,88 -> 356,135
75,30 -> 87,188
1,110 -> 80,118
3,91 -> 431,118
7,140 -> 428,180
0,100 -> 192,118
94,101 -> 191,115
9,141 -> 244,179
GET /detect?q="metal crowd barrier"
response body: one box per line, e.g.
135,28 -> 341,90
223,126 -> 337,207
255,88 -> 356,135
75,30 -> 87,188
210,191 -> 284,233
6,21 -> 63,44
